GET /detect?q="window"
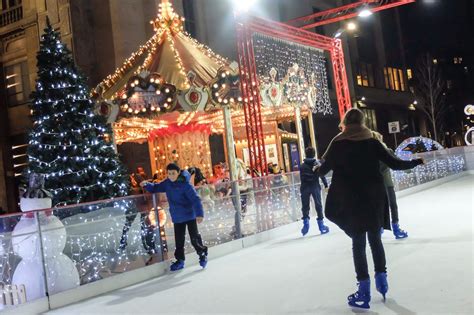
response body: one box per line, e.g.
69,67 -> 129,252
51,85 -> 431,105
407,68 -> 412,80
393,68 -> 400,90
361,108 -> 377,131
1,0 -> 21,10
356,63 -> 375,87
182,0 -> 196,38
4,61 -> 30,106
398,69 -> 405,91
454,57 -> 463,64
447,80 -> 453,89
384,66 -> 407,92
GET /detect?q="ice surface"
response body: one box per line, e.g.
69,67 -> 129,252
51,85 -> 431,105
47,175 -> 474,314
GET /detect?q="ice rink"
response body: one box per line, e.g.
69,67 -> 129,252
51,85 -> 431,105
47,175 -> 474,314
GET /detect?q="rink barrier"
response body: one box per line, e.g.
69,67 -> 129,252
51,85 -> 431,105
1,146 -> 473,313
0,297 -> 48,314
396,171 -> 472,198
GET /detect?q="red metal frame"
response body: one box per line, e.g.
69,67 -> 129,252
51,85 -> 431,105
235,16 -> 352,176
286,0 -> 415,30
235,0 -> 416,176
236,21 -> 268,176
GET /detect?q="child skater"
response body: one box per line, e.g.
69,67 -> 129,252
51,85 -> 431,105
144,163 -> 208,271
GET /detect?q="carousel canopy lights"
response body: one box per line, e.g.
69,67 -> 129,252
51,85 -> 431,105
93,0 -> 238,122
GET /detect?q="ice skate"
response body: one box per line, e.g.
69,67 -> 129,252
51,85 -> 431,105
348,279 -> 371,309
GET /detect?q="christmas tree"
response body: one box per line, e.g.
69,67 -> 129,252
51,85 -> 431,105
25,20 -> 129,206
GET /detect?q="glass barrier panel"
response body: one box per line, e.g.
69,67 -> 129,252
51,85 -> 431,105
0,212 -> 46,309
45,195 -> 165,289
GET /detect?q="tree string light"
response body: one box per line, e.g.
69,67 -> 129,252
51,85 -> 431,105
25,20 -> 129,207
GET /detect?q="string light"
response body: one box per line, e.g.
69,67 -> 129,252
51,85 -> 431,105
92,0 -> 232,123
253,33 -> 333,115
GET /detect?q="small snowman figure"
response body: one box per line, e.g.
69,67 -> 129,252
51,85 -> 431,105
11,174 -> 79,302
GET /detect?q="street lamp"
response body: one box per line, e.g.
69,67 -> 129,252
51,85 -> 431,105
346,22 -> 357,31
232,0 -> 257,13
358,8 -> 373,18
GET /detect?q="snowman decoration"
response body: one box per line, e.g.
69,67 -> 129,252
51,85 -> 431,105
11,174 -> 79,302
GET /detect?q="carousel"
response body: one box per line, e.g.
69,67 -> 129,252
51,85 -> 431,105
93,0 -> 334,180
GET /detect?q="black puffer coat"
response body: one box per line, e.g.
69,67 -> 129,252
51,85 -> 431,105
318,138 -> 422,235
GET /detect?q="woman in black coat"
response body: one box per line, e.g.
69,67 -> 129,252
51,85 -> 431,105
317,109 -> 423,309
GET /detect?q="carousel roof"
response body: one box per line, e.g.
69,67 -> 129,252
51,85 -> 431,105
93,0 -> 229,101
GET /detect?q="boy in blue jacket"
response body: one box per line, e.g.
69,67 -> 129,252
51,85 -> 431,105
144,163 -> 208,271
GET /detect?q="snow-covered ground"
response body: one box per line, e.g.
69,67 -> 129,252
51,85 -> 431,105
47,175 -> 474,314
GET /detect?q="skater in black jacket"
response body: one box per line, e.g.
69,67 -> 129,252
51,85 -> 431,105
316,109 -> 424,309
299,147 -> 329,236
372,131 -> 409,239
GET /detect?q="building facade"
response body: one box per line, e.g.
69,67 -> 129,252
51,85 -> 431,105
0,0 -> 162,212
0,0 -> 74,212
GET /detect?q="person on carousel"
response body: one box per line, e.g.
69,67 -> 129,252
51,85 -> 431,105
209,164 -> 231,199
188,167 -> 215,211
208,164 -> 226,184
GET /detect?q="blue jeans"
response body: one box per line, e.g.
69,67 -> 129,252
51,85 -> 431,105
300,184 -> 324,220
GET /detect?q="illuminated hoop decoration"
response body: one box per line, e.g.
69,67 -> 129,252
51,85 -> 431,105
464,105 -> 474,145
465,127 -> 474,146
395,136 -> 444,160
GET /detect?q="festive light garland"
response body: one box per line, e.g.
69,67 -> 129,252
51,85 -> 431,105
93,0 -> 234,124
252,33 -> 333,115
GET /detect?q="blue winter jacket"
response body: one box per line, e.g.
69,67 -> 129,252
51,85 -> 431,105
144,172 -> 204,224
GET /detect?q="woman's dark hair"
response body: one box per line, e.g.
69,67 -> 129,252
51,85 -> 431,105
166,163 -> 180,172
342,108 -> 365,126
188,167 -> 206,185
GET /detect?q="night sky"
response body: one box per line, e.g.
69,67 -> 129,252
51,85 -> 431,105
398,0 -> 474,133
398,0 -> 474,64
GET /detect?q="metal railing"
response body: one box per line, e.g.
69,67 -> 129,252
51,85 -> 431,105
0,145 -> 472,310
